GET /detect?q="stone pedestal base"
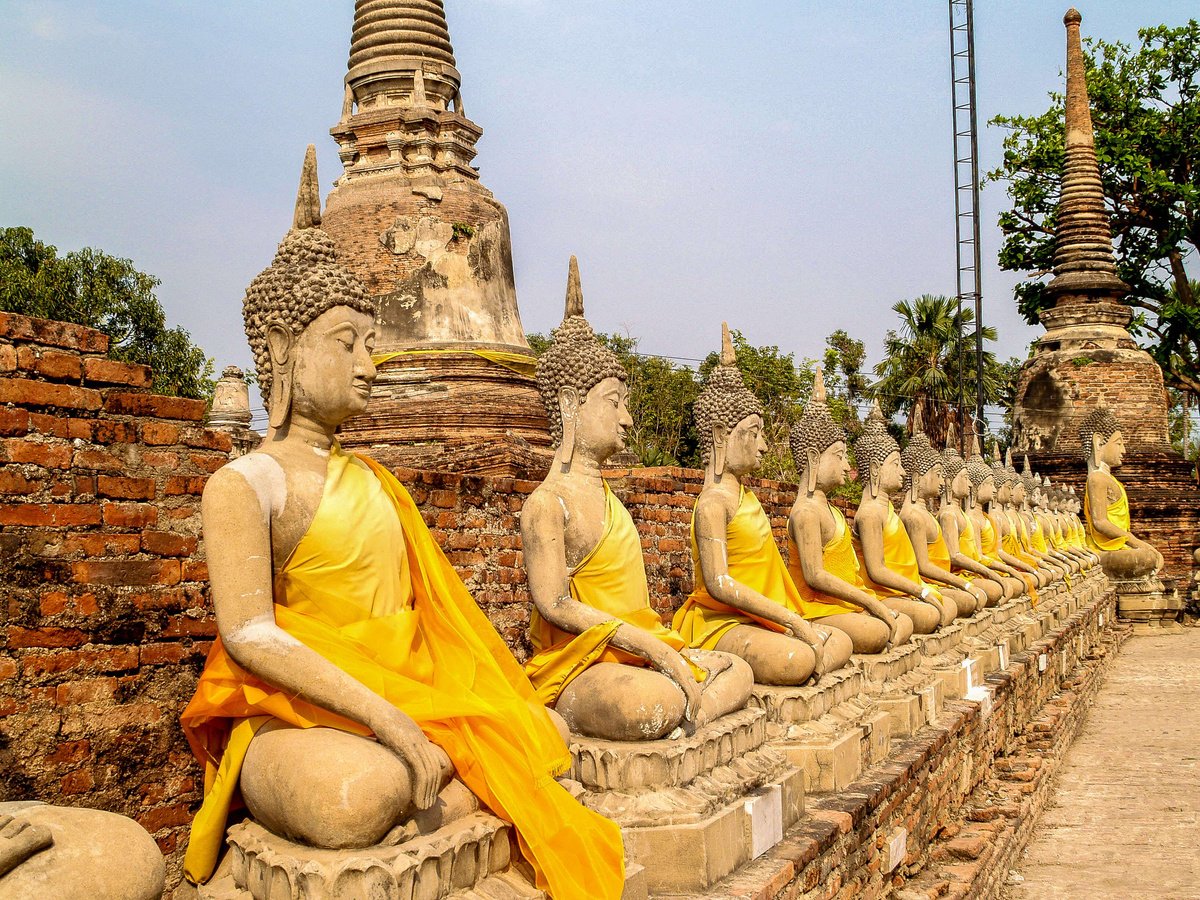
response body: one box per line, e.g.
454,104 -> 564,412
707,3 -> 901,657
1114,575 -> 1183,632
569,708 -> 801,894
198,813 -> 537,900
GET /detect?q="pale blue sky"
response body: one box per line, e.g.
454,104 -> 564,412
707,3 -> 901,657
2,1 -> 1194,405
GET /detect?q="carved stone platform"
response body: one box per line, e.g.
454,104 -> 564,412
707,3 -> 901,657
569,707 -> 802,894
1114,574 -> 1183,632
198,812 -> 540,900
749,667 -> 890,794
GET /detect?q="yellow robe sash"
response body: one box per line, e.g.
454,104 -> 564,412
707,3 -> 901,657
180,447 -> 624,898
672,488 -> 797,649
954,511 -> 985,571
1085,476 -> 1130,552
981,511 -> 1037,601
524,481 -> 704,706
856,503 -> 939,599
787,505 -> 877,619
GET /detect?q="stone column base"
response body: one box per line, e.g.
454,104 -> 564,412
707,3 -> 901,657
1114,575 -> 1183,633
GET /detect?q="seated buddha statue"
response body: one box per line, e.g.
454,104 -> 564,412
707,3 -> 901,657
963,436 -> 1034,599
1026,469 -> 1080,575
1079,406 -> 1163,578
985,448 -> 1051,590
522,259 -> 753,742
1002,450 -> 1068,583
0,802 -> 164,899
935,423 -> 1012,606
179,156 -> 623,899
672,325 -> 853,685
897,415 -> 988,618
1048,481 -> 1099,568
852,403 -> 954,633
786,372 -> 913,654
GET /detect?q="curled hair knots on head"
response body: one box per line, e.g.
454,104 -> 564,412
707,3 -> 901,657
789,365 -> 845,469
901,432 -> 943,492
243,226 -> 376,408
694,327 -> 763,464
854,401 -> 899,482
534,257 -> 628,447
1078,405 -> 1121,462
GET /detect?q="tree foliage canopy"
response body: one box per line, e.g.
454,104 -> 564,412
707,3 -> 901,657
0,227 -> 214,399
872,294 -> 1015,448
986,19 -> 1200,396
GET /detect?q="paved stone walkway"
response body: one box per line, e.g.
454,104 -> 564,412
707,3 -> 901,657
1005,630 -> 1200,900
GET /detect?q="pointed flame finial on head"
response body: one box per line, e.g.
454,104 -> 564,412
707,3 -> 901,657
293,144 -> 322,230
1023,454 -> 1033,476
968,424 -> 981,459
945,418 -> 959,452
812,364 -> 827,405
1005,445 -> 1014,468
564,255 -> 584,319
867,397 -> 885,424
911,404 -> 925,437
720,322 -> 736,367
991,439 -> 1001,462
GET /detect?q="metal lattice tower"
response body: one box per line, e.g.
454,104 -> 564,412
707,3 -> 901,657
949,0 -> 985,441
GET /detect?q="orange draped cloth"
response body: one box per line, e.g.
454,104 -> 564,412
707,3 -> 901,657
787,505 -> 878,618
523,481 -> 705,706
672,488 -> 795,649
180,447 -> 624,898
855,503 -> 940,599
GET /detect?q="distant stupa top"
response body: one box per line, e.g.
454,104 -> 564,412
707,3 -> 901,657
346,1 -> 460,110
1045,7 -> 1129,303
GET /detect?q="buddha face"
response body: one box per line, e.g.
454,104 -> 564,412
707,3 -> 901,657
815,440 -> 851,491
976,476 -> 995,504
951,469 -> 971,500
1012,482 -> 1026,506
877,451 -> 904,495
724,414 -> 767,476
1095,430 -> 1125,467
280,306 -> 377,430
996,481 -> 1012,505
918,463 -> 944,500
574,376 -> 632,463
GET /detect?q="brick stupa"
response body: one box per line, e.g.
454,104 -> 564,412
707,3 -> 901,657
1012,8 -> 1198,577
326,0 -> 552,476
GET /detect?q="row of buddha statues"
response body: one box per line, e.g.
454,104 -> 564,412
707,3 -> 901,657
0,159 -> 1159,900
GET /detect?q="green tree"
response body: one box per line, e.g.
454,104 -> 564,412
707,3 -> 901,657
986,20 -> 1200,397
0,227 -> 214,398
822,329 -> 870,430
872,294 -> 1010,447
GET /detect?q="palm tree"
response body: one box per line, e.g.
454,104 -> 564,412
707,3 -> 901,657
873,294 -> 1008,448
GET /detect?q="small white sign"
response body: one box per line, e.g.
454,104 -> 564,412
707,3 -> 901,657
745,784 -> 784,859
998,642 -> 1009,669
884,827 -> 908,873
1038,653 -> 1048,672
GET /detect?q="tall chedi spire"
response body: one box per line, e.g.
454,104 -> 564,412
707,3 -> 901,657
1011,8 -> 1169,458
1008,9 -> 1197,581
1037,7 -> 1133,346
324,1 -> 551,475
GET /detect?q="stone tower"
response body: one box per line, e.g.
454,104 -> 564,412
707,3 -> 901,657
326,0 -> 552,474
1012,9 -> 1196,578
1011,9 -> 1169,453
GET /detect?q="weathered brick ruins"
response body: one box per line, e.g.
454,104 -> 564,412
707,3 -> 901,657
1,4 -> 1193,900
0,304 -> 1125,897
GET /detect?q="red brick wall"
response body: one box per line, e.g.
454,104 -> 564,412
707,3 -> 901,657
0,312 -> 229,873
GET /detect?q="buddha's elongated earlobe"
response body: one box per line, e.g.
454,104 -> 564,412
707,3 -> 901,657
558,386 -> 579,470
266,323 -> 293,429
712,423 -> 729,481
805,448 -> 820,496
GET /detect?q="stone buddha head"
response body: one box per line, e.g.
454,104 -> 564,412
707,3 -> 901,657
535,256 -> 630,468
965,430 -> 995,505
941,421 -> 970,502
695,323 -> 765,480
789,366 -> 849,496
900,409 -> 943,503
245,146 -> 379,432
855,401 -> 903,498
1079,405 -> 1124,470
